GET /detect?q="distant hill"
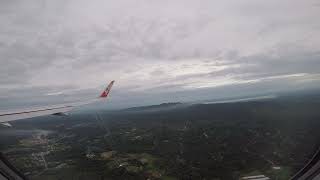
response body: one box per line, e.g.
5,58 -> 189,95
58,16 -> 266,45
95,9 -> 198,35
124,102 -> 183,111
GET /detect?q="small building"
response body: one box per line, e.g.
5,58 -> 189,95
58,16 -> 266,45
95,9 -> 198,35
240,175 -> 270,180
272,166 -> 281,170
86,153 -> 95,159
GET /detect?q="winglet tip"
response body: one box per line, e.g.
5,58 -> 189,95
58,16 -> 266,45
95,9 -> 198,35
100,80 -> 115,98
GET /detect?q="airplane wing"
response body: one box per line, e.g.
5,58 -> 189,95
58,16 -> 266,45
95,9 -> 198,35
0,80 -> 115,124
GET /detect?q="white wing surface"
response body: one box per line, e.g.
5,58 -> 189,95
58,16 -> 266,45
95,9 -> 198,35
0,80 -> 115,123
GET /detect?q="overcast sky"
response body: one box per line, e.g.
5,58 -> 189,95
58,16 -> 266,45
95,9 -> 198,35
0,0 -> 320,109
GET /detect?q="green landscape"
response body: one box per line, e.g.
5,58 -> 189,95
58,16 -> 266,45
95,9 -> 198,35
1,92 -> 319,180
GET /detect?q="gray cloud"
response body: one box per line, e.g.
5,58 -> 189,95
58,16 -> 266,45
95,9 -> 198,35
0,0 -> 320,109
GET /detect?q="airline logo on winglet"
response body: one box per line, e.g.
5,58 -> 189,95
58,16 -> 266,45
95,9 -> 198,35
100,80 -> 115,98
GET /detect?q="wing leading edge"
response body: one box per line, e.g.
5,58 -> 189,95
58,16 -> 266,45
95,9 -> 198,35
0,81 -> 115,124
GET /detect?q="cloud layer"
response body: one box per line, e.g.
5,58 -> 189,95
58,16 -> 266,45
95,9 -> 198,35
0,0 -> 320,108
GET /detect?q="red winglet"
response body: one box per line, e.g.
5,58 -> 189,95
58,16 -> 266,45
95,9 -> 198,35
100,80 -> 115,98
